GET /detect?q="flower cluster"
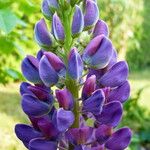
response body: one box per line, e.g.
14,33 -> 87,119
15,0 -> 132,150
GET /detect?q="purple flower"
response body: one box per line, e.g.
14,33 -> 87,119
66,127 -> 93,145
56,88 -> 74,110
37,49 -> 45,61
107,48 -> 117,69
20,82 -> 32,95
37,117 -> 59,139
39,52 -> 66,87
107,80 -> 130,103
21,94 -> 52,117
82,75 -> 96,100
34,19 -> 52,48
53,108 -> 75,132
95,124 -> 112,144
99,61 -> 129,87
72,5 -> 84,36
21,55 -> 42,84
105,127 -> 132,149
96,101 -> 123,127
52,13 -> 65,42
84,0 -> 99,29
82,35 -> 113,69
41,0 -> 58,19
82,89 -> 105,115
28,85 -> 52,101
93,20 -> 109,38
15,124 -> 43,148
68,48 -> 83,81
29,138 -> 57,150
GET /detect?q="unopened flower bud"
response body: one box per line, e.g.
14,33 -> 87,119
34,19 -> 52,48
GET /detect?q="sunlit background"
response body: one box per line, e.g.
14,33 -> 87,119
0,0 -> 150,149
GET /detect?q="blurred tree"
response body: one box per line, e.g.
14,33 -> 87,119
126,0 -> 150,71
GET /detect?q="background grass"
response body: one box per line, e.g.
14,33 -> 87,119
129,69 -> 150,109
0,70 -> 150,150
0,83 -> 27,150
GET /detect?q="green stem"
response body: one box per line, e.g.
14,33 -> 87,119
60,5 -> 78,150
65,78 -> 80,150
63,8 -> 74,56
65,78 -> 80,128
61,6 -> 80,128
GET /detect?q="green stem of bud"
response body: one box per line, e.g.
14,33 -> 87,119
62,7 -> 74,56
60,5 -> 79,150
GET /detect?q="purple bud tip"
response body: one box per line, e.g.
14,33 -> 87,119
93,20 -> 109,38
20,82 -> 31,95
55,108 -> 75,132
44,51 -> 65,73
82,35 -> 113,69
52,13 -> 65,41
68,48 -> 83,80
21,56 -> 42,84
34,18 -> 52,48
84,0 -> 99,29
82,75 -> 96,100
83,89 -> 105,115
41,0 -> 58,19
72,5 -> 84,36
55,88 -> 74,110
37,49 -> 45,61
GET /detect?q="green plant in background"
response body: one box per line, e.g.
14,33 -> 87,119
120,87 -> 150,149
126,0 -> 150,71
0,0 -> 41,84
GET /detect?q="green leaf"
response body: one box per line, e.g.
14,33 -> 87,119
5,68 -> 23,80
0,8 -> 25,34
0,37 -> 15,54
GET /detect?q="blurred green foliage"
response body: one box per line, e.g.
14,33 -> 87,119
126,0 -> 150,71
120,87 -> 150,149
0,0 -> 41,84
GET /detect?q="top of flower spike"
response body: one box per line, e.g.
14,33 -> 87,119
41,0 -> 58,20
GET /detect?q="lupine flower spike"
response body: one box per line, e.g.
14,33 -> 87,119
15,0 -> 132,150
